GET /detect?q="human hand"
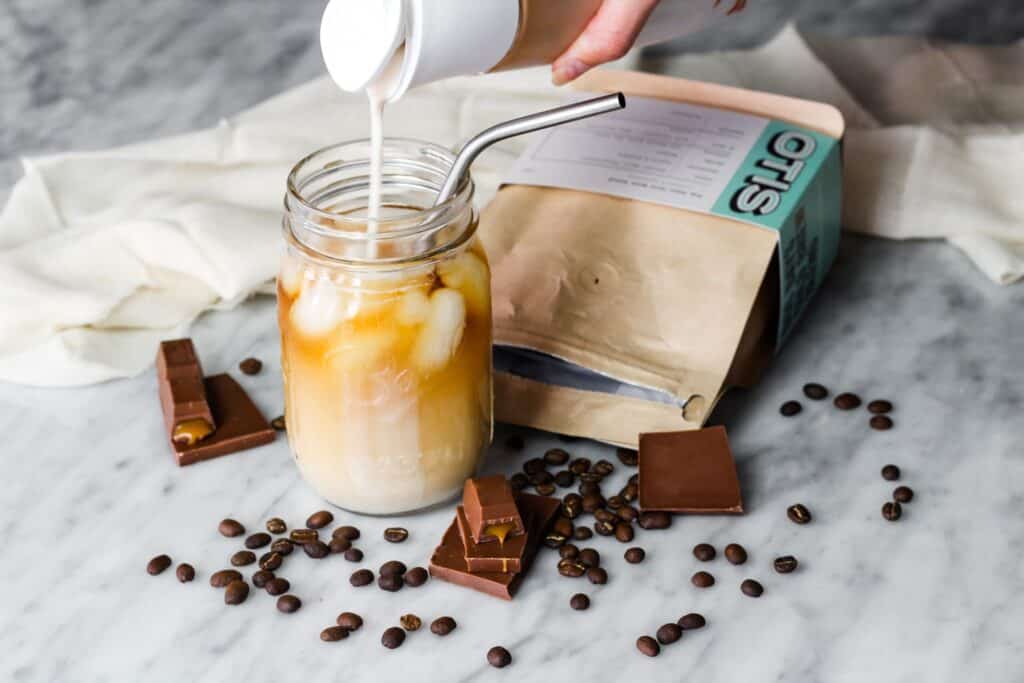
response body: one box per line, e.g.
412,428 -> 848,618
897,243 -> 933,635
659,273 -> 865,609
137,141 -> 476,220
551,0 -> 662,86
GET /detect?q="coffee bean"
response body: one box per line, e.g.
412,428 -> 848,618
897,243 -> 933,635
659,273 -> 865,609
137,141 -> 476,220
245,532 -> 272,549
780,400 -> 802,417
617,505 -> 639,523
586,567 -> 608,585
405,566 -> 429,587
400,614 -> 422,631
265,578 -> 290,596
344,548 -> 364,563
238,357 -> 262,375
582,493 -> 605,513
893,486 -> 914,503
559,544 -> 580,559
724,543 -> 748,565
509,473 -> 529,491
574,527 -> 593,541
578,481 -> 601,497
224,580 -> 249,605
321,626 -> 349,642
628,473 -> 639,486
231,551 -> 256,567
270,415 -> 286,431
523,458 -> 546,475
882,501 -> 903,521
803,383 -> 828,400
562,493 -> 583,519
834,392 -> 862,410
614,522 -> 634,543
303,541 -> 330,559
868,399 -> 893,414
773,555 -> 799,574
430,617 -> 457,636
382,627 -> 406,650
289,529 -> 318,545
378,574 -> 403,592
487,646 -> 512,668
544,448 -> 570,466
616,447 -> 638,466
545,532 -> 567,549
570,593 -> 590,610
624,547 -> 645,564
306,510 -> 334,529
329,537 -> 351,554
252,569 -> 275,588
656,623 -> 682,645
380,560 -> 407,578
270,538 -> 294,556
554,470 -> 575,488
336,612 -> 363,630
259,552 -> 283,571
332,525 -> 360,541
265,518 -> 287,534
529,470 -> 554,487
620,483 -> 639,502
594,508 -> 617,524
578,471 -> 604,485
638,511 -> 672,530
569,458 -> 591,475
557,558 -> 586,578
276,594 -> 301,613
505,434 -> 525,451
593,460 -> 615,477
218,519 -> 245,538
552,516 -> 574,539
881,464 -> 901,481
691,571 -> 715,588
787,504 -> 812,525
693,543 -> 716,562
678,613 -> 706,630
870,415 -> 894,431
383,527 -> 409,543
349,568 -> 374,587
536,482 -> 557,496
176,563 -> 195,583
741,579 -> 764,597
636,636 -> 660,657
606,495 -> 625,509
146,554 -> 172,576
594,520 -> 615,536
209,569 -> 242,588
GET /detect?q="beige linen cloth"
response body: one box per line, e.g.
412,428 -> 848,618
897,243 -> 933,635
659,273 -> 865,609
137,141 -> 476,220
1,26 -> 1021,386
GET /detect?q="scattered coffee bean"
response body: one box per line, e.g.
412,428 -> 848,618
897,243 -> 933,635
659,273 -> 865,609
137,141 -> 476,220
678,613 -> 706,630
218,519 -> 245,538
606,495 -> 625,509
544,448 -> 570,466
773,555 -> 799,574
231,551 -> 256,567
557,558 -> 586,578
881,464 -> 901,481
616,447 -> 638,466
834,392 -> 862,410
693,543 -> 716,562
509,473 -> 529,491
614,522 -> 634,543
582,493 -> 605,513
870,415 -> 894,431
245,533 -> 272,549
594,520 -> 615,536
378,574 -> 403,592
562,493 -> 583,519
266,517 -> 287,534
382,627 -> 406,650
270,415 -> 286,431
329,537 -> 351,554
350,569 -> 374,587
259,552 -> 282,571
594,508 -> 617,524
620,483 -> 639,502
569,458 -> 591,475
306,510 -> 334,529
505,434 -> 525,451
176,563 -> 195,583
578,548 -> 600,568
333,525 -> 361,541
270,538 -> 294,556
867,399 -> 893,414
289,529 -> 318,545
383,527 -> 409,543
224,580 -> 249,605
487,646 -> 512,668
559,544 -> 580,560
380,560 -> 407,578
803,383 -> 828,400
321,626 -> 349,642
536,482 -> 557,496
741,579 -> 764,597
628,473 -> 639,486
578,471 -> 603,485
554,470 -> 575,488
545,532 -> 567,549
636,636 -> 660,657
238,357 -> 262,375
691,571 -> 715,588
400,614 -> 422,631
570,593 -> 590,610
529,470 -> 555,487
587,567 -> 608,585
146,554 -> 172,576
210,569 -> 242,588
336,612 -> 363,631
574,527 -> 593,541
656,623 -> 683,645
724,543 -> 748,565
624,547 -> 645,564
303,541 -> 330,559
893,486 -> 914,503
882,501 -> 903,521
252,569 -> 275,588
578,481 -> 602,497
405,566 -> 429,587
780,400 -> 802,417
617,505 -> 639,523
430,616 -> 457,636
265,578 -> 290,596
344,548 -> 364,563
787,504 -> 812,525
593,460 -> 615,477
276,594 -> 301,613
523,458 -> 547,475
638,511 -> 672,530
553,516 -> 574,539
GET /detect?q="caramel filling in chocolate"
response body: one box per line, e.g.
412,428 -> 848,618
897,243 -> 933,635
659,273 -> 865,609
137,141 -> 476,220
483,522 -> 516,545
172,418 -> 214,446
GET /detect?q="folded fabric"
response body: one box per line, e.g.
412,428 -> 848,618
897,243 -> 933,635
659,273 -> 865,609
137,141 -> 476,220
1,25 -> 1021,386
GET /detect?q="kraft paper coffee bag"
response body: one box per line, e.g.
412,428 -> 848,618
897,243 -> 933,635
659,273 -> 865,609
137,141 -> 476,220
479,70 -> 845,447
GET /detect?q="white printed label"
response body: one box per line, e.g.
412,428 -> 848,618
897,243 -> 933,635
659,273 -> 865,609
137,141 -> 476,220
503,96 -> 769,213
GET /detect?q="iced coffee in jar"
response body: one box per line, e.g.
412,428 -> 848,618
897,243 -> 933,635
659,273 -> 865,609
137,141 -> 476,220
279,139 -> 492,515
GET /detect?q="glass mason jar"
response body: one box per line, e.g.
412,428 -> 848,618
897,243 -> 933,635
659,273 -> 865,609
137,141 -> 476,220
279,139 -> 492,515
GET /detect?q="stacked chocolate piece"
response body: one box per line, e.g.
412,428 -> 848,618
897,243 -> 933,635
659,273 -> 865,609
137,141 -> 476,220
430,475 -> 560,600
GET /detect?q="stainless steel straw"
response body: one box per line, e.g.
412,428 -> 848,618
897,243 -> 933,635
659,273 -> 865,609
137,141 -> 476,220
433,92 -> 626,206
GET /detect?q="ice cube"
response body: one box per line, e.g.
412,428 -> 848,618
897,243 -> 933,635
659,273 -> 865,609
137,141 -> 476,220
289,278 -> 346,338
326,327 -> 400,371
437,251 -> 489,317
412,288 -> 466,373
395,288 -> 431,326
278,253 -> 305,298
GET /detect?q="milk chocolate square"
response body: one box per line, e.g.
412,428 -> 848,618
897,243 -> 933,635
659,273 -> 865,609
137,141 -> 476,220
456,505 -> 526,573
462,475 -> 525,545
638,426 -> 744,514
156,339 -> 215,440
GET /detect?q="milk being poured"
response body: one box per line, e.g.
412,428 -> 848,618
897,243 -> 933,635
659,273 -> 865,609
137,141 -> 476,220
363,47 -> 404,255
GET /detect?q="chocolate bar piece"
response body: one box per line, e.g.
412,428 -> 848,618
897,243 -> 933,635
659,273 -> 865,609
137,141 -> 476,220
157,339 -> 215,446
429,493 -> 560,600
638,426 -> 744,513
455,505 -> 526,573
172,374 -> 275,466
462,475 -> 525,545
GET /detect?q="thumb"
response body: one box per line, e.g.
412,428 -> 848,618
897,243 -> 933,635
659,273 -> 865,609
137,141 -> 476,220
552,0 -> 662,86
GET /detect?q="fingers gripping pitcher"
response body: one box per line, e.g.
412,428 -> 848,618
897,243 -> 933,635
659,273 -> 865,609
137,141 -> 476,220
280,140 -> 492,514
